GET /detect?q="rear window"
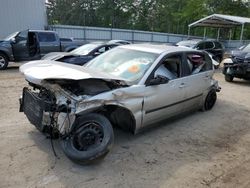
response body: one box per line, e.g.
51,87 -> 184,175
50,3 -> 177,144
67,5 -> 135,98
204,42 -> 214,49
38,32 -> 56,42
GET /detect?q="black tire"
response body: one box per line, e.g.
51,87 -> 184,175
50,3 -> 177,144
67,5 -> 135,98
225,74 -> 234,82
61,113 -> 114,164
0,52 -> 9,70
203,90 -> 217,111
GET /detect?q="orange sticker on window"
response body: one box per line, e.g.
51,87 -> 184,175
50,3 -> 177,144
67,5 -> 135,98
128,65 -> 140,73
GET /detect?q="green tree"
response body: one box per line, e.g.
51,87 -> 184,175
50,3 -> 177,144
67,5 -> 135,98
46,0 -> 250,38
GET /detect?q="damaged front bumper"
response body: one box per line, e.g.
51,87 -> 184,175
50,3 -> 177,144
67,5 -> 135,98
19,87 -> 55,132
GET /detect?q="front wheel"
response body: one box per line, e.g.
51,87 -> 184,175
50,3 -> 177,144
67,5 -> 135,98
225,74 -> 234,82
61,113 -> 114,164
0,52 -> 9,70
203,90 -> 217,111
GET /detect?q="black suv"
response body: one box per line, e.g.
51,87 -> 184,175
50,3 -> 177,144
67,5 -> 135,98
222,43 -> 250,82
176,40 -> 225,62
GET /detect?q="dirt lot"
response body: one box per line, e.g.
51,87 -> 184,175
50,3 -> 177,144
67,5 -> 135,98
0,63 -> 250,188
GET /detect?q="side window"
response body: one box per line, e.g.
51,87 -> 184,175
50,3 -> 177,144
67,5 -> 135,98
196,42 -> 205,50
214,42 -> 223,49
154,54 -> 182,80
106,45 -> 116,51
186,53 -> 212,75
16,30 -> 28,43
38,33 -> 56,42
97,47 -> 105,53
204,42 -> 214,49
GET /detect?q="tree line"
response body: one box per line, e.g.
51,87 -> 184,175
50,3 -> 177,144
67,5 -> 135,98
47,0 -> 250,39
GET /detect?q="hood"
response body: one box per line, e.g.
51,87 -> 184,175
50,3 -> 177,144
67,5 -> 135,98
42,52 -> 78,60
20,60 -> 129,86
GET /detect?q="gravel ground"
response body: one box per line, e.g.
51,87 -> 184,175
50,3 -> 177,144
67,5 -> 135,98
0,63 -> 250,188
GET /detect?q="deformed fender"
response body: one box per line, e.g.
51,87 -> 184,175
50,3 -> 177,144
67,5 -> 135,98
74,88 -> 145,133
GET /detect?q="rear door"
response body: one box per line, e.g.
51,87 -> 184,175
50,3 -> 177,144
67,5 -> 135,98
37,32 -> 60,56
181,51 -> 214,111
12,30 -> 29,61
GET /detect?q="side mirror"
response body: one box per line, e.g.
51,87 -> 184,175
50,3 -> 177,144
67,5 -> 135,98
148,75 -> 169,86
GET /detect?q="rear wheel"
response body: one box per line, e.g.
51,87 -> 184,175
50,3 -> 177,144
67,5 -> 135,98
0,52 -> 9,70
61,113 -> 114,164
203,90 -> 217,111
225,74 -> 234,82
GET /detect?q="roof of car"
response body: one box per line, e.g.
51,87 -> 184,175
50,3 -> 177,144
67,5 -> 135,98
29,30 -> 56,33
120,44 -> 194,54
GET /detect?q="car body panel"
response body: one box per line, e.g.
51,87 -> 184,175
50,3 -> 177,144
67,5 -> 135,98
20,44 -> 220,135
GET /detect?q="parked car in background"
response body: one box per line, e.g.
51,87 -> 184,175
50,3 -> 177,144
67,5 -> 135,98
222,43 -> 250,82
42,42 -> 120,65
19,44 -> 220,164
0,30 -> 85,70
176,40 -> 225,63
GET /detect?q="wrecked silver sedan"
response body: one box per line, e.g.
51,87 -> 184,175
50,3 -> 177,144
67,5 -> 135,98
19,44 -> 220,164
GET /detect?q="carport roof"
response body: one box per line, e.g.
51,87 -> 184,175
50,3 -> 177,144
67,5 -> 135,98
189,14 -> 250,28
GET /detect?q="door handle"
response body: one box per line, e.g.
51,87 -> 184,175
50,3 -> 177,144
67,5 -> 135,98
179,83 -> 186,88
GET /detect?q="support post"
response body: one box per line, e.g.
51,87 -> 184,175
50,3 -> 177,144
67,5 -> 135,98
188,26 -> 190,39
240,23 -> 245,42
217,28 -> 220,41
203,28 -> 206,39
229,29 -> 232,42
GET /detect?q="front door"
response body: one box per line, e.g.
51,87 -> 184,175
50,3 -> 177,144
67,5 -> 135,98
12,30 -> 29,61
142,53 -> 188,127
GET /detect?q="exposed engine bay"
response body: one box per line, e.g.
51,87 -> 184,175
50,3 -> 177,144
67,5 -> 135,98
20,78 -> 126,137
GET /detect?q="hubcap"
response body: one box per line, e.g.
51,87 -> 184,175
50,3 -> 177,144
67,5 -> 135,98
72,122 -> 104,151
0,56 -> 6,68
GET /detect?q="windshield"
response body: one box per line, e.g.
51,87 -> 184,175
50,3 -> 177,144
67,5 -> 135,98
86,47 -> 159,84
4,32 -> 19,41
71,43 -> 100,55
242,43 -> 250,52
177,40 -> 199,48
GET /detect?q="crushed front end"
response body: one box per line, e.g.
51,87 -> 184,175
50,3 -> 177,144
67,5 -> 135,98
19,82 -> 76,137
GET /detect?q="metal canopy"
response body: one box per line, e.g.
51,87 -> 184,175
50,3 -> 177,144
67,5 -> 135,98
188,14 -> 250,41
189,14 -> 250,28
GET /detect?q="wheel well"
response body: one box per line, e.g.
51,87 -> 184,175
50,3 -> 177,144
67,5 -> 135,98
0,51 -> 9,61
96,105 -> 136,134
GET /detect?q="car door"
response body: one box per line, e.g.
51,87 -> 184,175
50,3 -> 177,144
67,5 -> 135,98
142,53 -> 189,127
181,51 -> 214,112
37,32 -> 60,56
12,30 -> 29,61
